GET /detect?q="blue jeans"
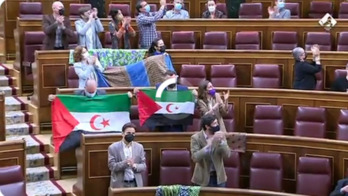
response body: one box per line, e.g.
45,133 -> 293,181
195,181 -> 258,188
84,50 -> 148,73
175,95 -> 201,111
208,175 -> 226,187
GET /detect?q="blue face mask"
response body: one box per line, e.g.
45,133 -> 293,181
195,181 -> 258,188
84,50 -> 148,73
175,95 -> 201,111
277,2 -> 285,9
175,3 -> 182,10
144,4 -> 151,12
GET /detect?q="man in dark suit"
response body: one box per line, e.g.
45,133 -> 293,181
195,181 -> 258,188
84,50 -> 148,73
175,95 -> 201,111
330,178 -> 348,196
225,0 -> 245,18
42,1 -> 74,50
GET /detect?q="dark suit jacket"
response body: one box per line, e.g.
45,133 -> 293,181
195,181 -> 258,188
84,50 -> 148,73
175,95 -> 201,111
293,60 -> 322,90
74,89 -> 106,96
330,178 -> 348,196
42,15 -> 74,50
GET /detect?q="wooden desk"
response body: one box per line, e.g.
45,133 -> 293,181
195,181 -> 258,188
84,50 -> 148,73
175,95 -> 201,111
30,50 -> 348,132
55,87 -> 348,139
74,133 -> 348,196
4,0 -> 348,59
0,92 -> 4,141
108,187 -> 306,196
0,140 -> 26,177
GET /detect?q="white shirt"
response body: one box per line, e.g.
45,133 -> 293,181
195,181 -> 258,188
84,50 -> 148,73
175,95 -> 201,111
122,141 -> 135,180
86,25 -> 94,50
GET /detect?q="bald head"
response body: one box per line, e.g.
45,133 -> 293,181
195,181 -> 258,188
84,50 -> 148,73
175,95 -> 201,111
52,1 -> 64,15
85,79 -> 97,93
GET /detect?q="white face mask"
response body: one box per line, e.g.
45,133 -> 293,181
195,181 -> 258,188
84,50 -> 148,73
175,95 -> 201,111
85,90 -> 97,98
208,5 -> 215,13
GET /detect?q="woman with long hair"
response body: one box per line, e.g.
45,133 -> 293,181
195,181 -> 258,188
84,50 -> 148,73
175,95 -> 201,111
148,38 -> 166,56
73,45 -> 104,88
197,80 -> 229,132
108,9 -> 135,49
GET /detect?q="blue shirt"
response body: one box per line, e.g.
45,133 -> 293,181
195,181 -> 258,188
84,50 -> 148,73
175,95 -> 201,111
163,9 -> 190,19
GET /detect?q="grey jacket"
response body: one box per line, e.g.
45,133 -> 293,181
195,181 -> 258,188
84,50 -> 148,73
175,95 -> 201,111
75,18 -> 104,49
108,141 -> 146,188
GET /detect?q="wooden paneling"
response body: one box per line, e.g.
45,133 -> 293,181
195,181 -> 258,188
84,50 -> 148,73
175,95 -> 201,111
73,133 -> 348,196
0,140 -> 26,177
0,1 -> 5,61
32,50 -> 348,131
109,187 -> 304,196
14,19 -> 348,91
0,92 -> 4,141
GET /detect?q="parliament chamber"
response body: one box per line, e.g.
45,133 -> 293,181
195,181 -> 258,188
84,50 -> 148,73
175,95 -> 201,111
0,0 -> 348,195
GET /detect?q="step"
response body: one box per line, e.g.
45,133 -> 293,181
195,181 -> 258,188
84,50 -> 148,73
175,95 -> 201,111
7,135 -> 50,154
26,166 -> 59,182
0,75 -> 14,86
27,153 -> 54,168
0,86 -> 17,96
0,64 -> 9,76
5,96 -> 26,111
6,123 -> 34,135
5,111 -> 31,125
26,180 -> 68,196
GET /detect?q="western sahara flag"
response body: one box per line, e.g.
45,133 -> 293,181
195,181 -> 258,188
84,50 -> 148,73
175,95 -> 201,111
137,89 -> 195,127
52,94 -> 130,152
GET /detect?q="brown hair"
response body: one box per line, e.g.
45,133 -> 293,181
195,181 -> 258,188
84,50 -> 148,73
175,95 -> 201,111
198,80 -> 210,103
73,46 -> 84,62
78,7 -> 90,16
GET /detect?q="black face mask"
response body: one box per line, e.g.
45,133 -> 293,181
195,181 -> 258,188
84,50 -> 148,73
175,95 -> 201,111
125,133 -> 134,143
159,46 -> 166,53
168,83 -> 176,89
210,125 -> 220,134
59,8 -> 65,16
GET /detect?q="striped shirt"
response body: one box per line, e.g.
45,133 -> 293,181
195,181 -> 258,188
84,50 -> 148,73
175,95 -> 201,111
55,26 -> 63,47
136,9 -> 164,49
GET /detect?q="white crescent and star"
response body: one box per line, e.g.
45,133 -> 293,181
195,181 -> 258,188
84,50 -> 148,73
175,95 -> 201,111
90,115 -> 110,130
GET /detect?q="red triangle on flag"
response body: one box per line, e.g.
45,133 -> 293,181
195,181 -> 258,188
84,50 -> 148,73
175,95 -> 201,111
51,97 -> 79,153
137,90 -> 162,126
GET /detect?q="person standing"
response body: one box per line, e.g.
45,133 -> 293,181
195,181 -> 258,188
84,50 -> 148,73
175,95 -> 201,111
109,9 -> 136,49
75,7 -> 104,50
268,0 -> 291,19
108,123 -> 146,188
136,0 -> 166,49
42,1 -> 74,50
293,44 -> 322,90
197,80 -> 229,132
225,0 -> 245,18
191,114 -> 230,187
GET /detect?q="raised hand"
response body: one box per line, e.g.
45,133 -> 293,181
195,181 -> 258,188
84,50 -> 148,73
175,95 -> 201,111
311,44 -> 320,56
93,8 -> 98,17
268,6 -> 275,15
215,93 -> 223,104
160,0 -> 166,7
223,90 -> 229,102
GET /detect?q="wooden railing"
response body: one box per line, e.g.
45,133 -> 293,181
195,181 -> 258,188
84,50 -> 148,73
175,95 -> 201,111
30,49 -> 348,132
0,92 -> 5,141
108,187 -> 306,196
73,133 -> 348,196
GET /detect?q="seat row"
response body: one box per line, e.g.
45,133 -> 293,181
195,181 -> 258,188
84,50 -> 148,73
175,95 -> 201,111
23,29 -> 348,52
18,1 -> 348,19
128,100 -> 348,141
159,150 -> 332,196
